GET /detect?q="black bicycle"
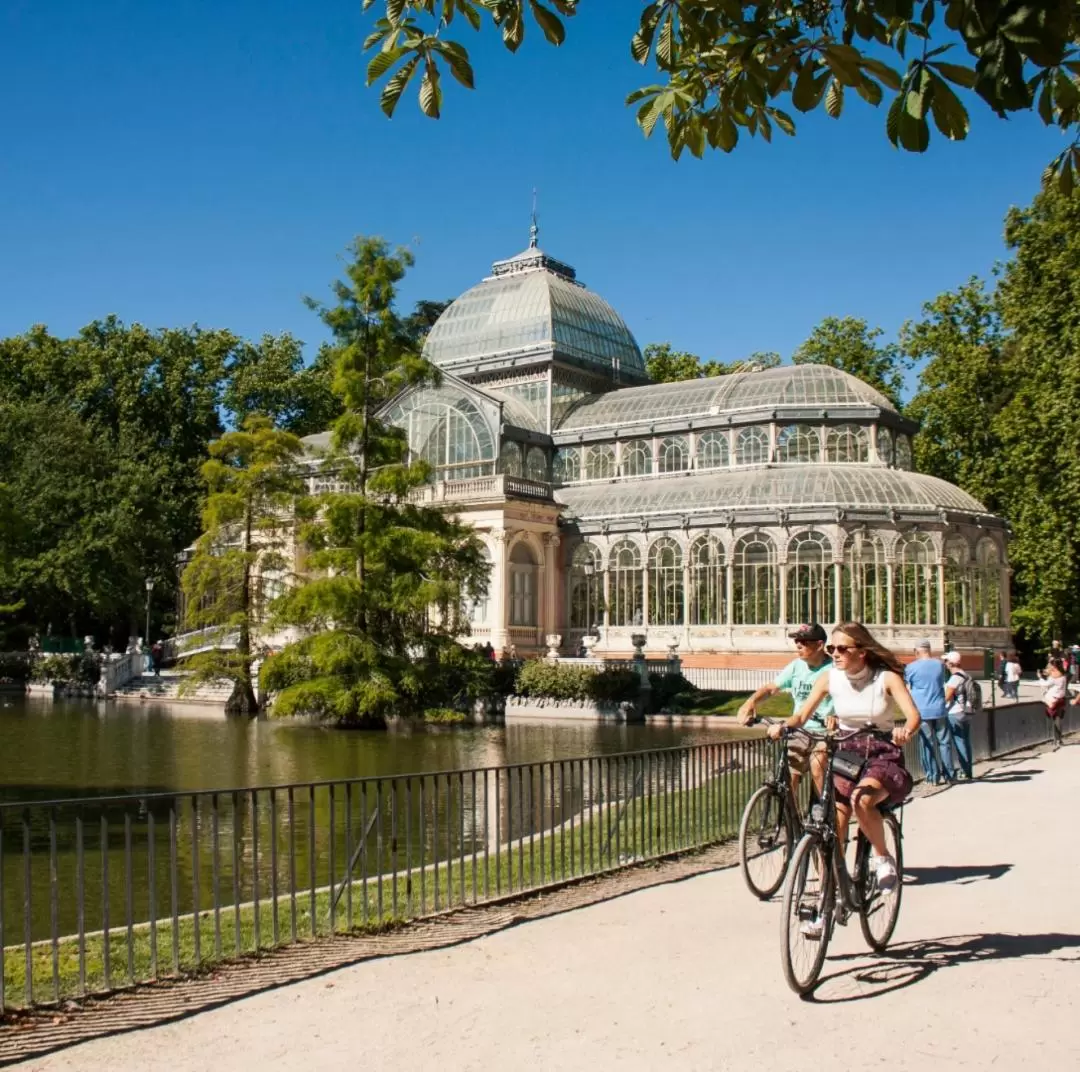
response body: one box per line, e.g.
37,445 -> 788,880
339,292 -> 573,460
738,721 -> 812,900
779,727 -> 906,996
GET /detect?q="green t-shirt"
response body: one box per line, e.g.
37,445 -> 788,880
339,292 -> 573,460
774,657 -> 834,726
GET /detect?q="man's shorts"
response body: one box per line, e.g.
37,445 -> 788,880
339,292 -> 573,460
786,727 -> 827,775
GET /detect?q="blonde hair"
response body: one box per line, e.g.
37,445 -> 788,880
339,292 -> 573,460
833,622 -> 904,675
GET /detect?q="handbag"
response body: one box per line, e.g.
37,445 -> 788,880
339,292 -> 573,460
831,750 -> 866,781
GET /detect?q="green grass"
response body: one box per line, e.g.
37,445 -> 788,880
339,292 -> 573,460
681,690 -> 794,718
2,745 -> 778,1009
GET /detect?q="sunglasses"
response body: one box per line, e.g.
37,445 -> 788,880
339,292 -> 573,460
825,643 -> 862,655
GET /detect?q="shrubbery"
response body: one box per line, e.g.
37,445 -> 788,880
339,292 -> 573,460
646,671 -> 699,714
31,652 -> 101,687
0,652 -> 31,684
515,661 -> 641,705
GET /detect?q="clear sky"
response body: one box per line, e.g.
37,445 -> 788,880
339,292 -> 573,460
0,1 -> 1065,372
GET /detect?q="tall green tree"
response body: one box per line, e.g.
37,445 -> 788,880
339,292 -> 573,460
363,2 -> 1080,190
181,416 -> 306,715
263,238 -> 489,725
903,279 -> 1009,507
793,315 -> 909,408
644,342 -> 781,383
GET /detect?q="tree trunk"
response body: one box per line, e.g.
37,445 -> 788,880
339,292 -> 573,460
233,496 -> 259,718
225,680 -> 259,717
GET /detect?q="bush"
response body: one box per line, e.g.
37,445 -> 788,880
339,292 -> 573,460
31,652 -> 101,687
646,671 -> 699,714
0,652 -> 31,684
515,661 -> 641,705
423,708 -> 469,725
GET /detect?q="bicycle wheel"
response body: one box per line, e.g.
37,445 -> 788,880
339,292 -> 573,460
780,833 -> 834,996
739,785 -> 794,899
858,812 -> 903,952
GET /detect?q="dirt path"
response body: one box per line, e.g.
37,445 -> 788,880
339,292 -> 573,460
13,745 -> 1079,1071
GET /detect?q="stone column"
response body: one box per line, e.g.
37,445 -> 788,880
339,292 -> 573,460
725,562 -> 734,626
886,562 -> 895,625
833,561 -> 843,625
542,533 -> 560,642
936,562 -> 947,629
778,556 -> 788,626
682,559 -> 692,646
490,530 -> 510,655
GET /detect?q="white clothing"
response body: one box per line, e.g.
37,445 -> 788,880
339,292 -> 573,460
1005,660 -> 1021,684
828,667 -> 898,733
1043,676 -> 1067,704
946,671 -> 969,719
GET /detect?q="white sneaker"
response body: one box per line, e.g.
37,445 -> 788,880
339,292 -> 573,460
871,854 -> 898,891
800,915 -> 824,940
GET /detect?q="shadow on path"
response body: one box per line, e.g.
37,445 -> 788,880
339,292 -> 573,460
903,864 -> 1012,886
972,768 -> 1044,783
809,932 -> 1080,1004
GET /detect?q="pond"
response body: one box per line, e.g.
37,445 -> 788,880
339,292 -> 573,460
0,695 -> 737,802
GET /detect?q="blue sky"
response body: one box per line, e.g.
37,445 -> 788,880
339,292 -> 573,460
0,1 -> 1065,374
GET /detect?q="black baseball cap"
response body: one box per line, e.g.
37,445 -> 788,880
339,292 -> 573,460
788,623 -> 827,642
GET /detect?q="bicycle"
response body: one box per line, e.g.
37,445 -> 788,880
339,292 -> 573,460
738,721 -> 812,899
779,727 -> 907,997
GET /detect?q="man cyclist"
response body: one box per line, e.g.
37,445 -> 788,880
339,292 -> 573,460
737,623 -> 834,796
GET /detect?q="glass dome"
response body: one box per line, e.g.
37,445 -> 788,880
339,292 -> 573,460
422,242 -> 646,382
555,364 -> 898,433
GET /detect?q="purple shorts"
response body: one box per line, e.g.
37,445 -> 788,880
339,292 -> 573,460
833,735 -> 912,806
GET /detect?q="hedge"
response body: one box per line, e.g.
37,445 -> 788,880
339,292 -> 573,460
515,661 -> 641,705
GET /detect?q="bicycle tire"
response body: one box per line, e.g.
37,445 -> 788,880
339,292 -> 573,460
780,833 -> 834,996
858,813 -> 903,952
738,784 -> 794,900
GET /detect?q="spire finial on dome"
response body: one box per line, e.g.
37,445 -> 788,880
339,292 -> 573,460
529,187 -> 539,249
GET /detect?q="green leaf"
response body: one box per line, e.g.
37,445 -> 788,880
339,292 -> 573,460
656,10 -> 675,69
528,0 -> 565,46
768,107 -> 796,136
380,55 -> 420,117
855,77 -> 883,106
792,58 -> 828,112
501,6 -> 525,52
630,3 -> 660,63
886,93 -> 903,146
366,46 -> 406,87
635,92 -> 666,137
930,61 -> 977,88
826,78 -> 844,118
386,0 -> 407,24
822,44 -> 863,87
435,40 -> 475,89
1037,79 -> 1054,125
713,111 -> 738,151
929,72 -> 970,139
861,57 -> 903,91
897,108 -> 930,152
905,65 -> 933,119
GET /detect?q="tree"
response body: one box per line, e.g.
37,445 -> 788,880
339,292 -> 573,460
180,416 -> 306,715
362,2 -> 1080,191
262,238 -> 490,725
793,316 -> 909,408
902,279 -> 1009,508
644,342 -> 781,382
991,189 -> 1080,640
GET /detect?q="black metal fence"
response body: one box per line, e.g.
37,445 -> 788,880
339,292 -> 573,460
0,699 -> 1073,1012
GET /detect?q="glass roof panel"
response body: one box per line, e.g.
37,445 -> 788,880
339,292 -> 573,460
556,365 -> 897,433
555,466 -> 987,520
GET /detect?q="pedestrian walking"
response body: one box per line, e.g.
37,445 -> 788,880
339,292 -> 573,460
904,638 -> 952,785
150,640 -> 164,677
1041,658 -> 1068,750
942,651 -> 975,780
1004,652 -> 1022,701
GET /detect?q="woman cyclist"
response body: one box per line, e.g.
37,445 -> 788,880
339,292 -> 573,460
767,622 -> 921,898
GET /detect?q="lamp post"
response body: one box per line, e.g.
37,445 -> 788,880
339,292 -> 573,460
144,577 -> 154,651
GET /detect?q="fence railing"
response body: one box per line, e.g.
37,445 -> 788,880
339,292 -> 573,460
0,700 -> 1074,1012
680,667 -> 779,692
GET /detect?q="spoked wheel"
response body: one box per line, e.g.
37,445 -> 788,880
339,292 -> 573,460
739,785 -> 794,899
780,833 -> 834,996
858,812 -> 903,952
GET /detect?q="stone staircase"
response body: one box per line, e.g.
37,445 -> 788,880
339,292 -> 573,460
112,668 -> 234,707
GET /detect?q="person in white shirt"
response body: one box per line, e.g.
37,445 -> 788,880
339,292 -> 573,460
1004,653 -> 1021,701
1042,658 -> 1068,750
942,651 -> 974,780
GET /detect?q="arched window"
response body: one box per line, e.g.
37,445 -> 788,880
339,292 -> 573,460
568,543 -> 603,631
648,537 -> 684,626
944,537 -> 973,627
384,386 -> 496,480
876,426 -> 894,466
893,532 -> 938,625
974,537 -> 1002,627
509,541 -> 537,627
732,532 -> 778,624
787,531 -> 835,625
735,426 -> 770,466
553,447 -> 580,485
525,446 -> 548,482
776,425 -> 821,464
895,435 -> 913,470
696,431 -> 730,470
585,443 -> 616,480
608,540 -> 643,627
689,535 -> 725,625
826,424 -> 869,463
658,435 -> 689,474
621,439 -> 652,477
464,543 -> 491,625
841,531 -> 887,624
500,441 -> 524,477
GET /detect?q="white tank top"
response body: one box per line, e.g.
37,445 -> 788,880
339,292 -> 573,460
828,667 -> 898,732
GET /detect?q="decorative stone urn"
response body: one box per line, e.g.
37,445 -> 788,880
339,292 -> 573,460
666,636 -> 680,660
581,634 -> 600,656
630,633 -> 647,656
545,634 -> 563,660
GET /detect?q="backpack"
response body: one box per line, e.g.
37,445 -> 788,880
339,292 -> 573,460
957,671 -> 983,715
